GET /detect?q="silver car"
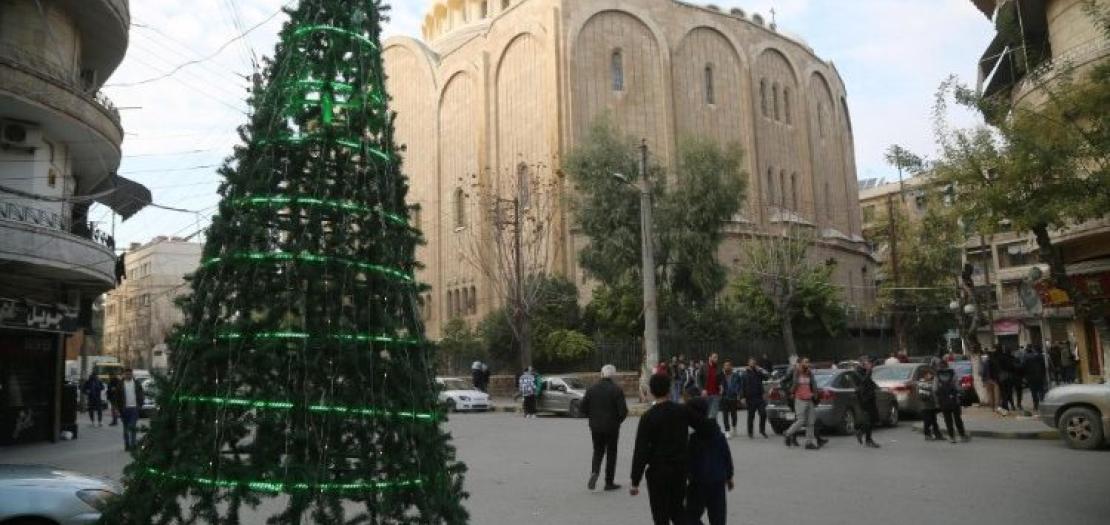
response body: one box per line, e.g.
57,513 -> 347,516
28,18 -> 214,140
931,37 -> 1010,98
767,369 -> 899,435
538,376 -> 587,418
0,464 -> 120,524
1039,384 -> 1110,450
872,363 -> 934,416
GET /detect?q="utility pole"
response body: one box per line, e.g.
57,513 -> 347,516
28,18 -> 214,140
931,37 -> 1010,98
638,140 -> 659,394
887,193 -> 904,354
512,195 -> 529,369
982,233 -> 997,349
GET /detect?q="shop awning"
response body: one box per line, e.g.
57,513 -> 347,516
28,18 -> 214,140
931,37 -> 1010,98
89,175 -> 151,221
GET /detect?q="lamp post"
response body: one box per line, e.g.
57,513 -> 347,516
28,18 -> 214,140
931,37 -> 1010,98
614,139 -> 658,397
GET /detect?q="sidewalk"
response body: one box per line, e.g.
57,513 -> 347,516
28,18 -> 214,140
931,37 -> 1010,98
911,406 -> 1059,440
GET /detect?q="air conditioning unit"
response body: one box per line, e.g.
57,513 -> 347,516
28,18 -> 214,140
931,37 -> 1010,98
0,120 -> 36,153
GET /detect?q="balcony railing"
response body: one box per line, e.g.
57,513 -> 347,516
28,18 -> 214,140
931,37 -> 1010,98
0,43 -> 122,130
0,201 -> 115,250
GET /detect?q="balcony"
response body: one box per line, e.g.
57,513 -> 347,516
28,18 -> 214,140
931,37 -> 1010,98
0,201 -> 117,291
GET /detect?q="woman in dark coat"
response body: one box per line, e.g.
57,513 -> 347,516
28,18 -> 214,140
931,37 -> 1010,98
855,357 -> 881,448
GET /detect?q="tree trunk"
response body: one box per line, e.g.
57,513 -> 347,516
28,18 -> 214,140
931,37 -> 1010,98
782,310 -> 797,362
1032,223 -> 1110,380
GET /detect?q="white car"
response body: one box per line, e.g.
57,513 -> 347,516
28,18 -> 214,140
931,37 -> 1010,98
436,377 -> 491,412
0,464 -> 120,524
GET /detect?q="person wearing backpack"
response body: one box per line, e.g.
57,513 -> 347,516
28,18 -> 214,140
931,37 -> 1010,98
917,369 -> 944,441
935,363 -> 970,443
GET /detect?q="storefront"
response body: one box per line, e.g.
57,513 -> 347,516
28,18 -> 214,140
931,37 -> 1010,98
1036,270 -> 1109,384
0,298 -> 76,445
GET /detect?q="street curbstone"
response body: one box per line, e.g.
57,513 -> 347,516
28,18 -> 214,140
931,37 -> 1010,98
910,422 -> 1059,441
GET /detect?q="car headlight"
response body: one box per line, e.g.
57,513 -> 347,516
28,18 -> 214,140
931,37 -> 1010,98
77,489 -> 117,512
458,396 -> 470,401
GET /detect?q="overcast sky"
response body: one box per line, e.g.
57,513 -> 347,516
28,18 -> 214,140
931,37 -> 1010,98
97,0 -> 994,247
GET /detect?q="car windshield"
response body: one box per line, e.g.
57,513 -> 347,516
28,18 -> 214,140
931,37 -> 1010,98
440,379 -> 472,391
872,367 -> 914,381
562,378 -> 587,390
813,373 -> 836,388
950,363 -> 973,376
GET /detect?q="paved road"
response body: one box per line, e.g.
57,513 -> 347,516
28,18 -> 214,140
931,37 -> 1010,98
2,411 -> 1108,524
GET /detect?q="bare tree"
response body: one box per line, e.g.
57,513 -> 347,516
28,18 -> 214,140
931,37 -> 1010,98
461,160 -> 564,369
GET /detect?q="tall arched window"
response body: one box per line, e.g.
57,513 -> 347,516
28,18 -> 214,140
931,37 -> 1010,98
517,162 -> 531,208
790,172 -> 798,210
778,170 -> 786,207
447,291 -> 456,318
611,50 -> 624,92
784,88 -> 792,124
469,286 -> 478,314
766,167 -> 775,205
454,187 -> 466,228
817,102 -> 825,138
480,1 -> 488,18
502,0 -> 511,10
772,83 -> 781,121
704,64 -> 715,105
825,182 -> 832,222
760,79 -> 768,117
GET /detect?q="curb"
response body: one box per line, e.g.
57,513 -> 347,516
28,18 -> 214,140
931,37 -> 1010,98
910,422 -> 1059,441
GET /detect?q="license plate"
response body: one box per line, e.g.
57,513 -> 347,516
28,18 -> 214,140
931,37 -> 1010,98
783,412 -> 796,421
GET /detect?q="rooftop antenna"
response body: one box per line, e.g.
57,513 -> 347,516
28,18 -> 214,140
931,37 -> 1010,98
769,7 -> 778,30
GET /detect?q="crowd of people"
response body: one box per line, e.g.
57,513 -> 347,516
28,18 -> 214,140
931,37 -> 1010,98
978,343 -> 1074,415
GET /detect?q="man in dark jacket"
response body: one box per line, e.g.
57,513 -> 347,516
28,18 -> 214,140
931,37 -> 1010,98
855,357 -> 882,448
685,397 -> 734,525
110,368 -> 145,451
1024,346 -> 1048,410
739,358 -> 769,439
630,373 -> 695,525
581,365 -> 629,491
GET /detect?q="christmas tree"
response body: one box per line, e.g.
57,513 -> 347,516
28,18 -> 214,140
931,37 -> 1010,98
101,2 -> 467,523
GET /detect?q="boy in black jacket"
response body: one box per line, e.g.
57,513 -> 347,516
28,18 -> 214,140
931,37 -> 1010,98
631,374 -> 695,525
685,397 -> 734,525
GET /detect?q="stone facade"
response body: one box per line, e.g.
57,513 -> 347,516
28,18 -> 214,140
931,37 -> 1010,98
385,0 -> 877,339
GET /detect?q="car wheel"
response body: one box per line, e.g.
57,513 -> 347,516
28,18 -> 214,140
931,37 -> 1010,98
770,420 -> 788,435
841,409 -> 856,435
568,400 -> 583,418
886,403 -> 900,427
446,399 -> 457,413
1058,407 -> 1104,450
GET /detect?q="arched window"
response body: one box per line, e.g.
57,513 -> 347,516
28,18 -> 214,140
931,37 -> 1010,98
772,83 -> 781,121
447,291 -> 455,318
790,172 -> 798,210
611,50 -> 624,92
778,170 -> 786,207
480,1 -> 488,18
817,102 -> 825,138
704,64 -> 715,105
454,187 -> 466,228
469,286 -> 478,314
766,167 -> 775,205
825,182 -> 832,222
502,0 -> 511,10
760,79 -> 768,117
784,88 -> 792,124
517,162 -> 531,208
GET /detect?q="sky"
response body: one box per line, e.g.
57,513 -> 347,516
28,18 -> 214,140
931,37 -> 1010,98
97,0 -> 995,248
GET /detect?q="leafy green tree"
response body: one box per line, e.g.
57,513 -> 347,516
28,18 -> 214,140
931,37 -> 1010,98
729,227 -> 844,359
478,275 -> 583,369
931,3 -> 1110,353
439,319 -> 485,371
537,329 -> 596,364
564,118 -> 747,340
101,2 -> 466,522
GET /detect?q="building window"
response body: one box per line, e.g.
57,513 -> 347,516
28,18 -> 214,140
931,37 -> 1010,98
469,286 -> 478,314
611,50 -> 624,92
817,103 -> 825,138
411,206 -> 422,232
784,88 -> 792,124
766,167 -> 775,206
502,0 -> 510,10
863,205 -> 876,223
778,170 -> 786,207
790,172 -> 798,210
454,188 -> 466,228
704,64 -> 715,105
772,83 -> 780,121
517,162 -> 531,208
448,291 -> 456,318
760,79 -> 768,117
481,1 -> 488,17
47,169 -> 57,188
825,182 -> 832,222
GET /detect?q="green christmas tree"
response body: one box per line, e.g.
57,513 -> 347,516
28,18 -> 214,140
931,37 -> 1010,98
101,2 -> 467,523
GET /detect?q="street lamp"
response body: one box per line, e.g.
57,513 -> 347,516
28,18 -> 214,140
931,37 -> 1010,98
612,139 -> 658,397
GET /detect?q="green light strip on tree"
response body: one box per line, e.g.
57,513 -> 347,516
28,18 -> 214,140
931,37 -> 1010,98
229,196 -> 410,227
144,468 -> 423,494
175,395 -> 437,422
203,252 -> 415,283
291,24 -> 379,50
253,134 -> 393,162
208,331 -> 422,346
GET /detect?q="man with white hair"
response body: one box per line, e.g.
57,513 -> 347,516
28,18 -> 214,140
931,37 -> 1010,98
581,364 -> 629,491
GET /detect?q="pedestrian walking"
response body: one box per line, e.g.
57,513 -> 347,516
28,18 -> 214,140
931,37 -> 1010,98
471,362 -> 486,393
935,363 -> 970,444
996,347 -> 1016,412
109,368 -> 144,451
630,374 -> 694,525
671,361 -> 689,402
1024,346 -> 1048,411
519,367 -> 537,418
582,365 -> 629,492
982,351 -> 1001,414
685,397 -> 734,525
781,358 -> 820,449
739,358 -> 769,439
758,353 -> 773,373
1048,344 -> 1063,385
1012,347 -> 1027,412
698,353 -> 724,420
854,357 -> 882,448
719,360 -> 741,438
82,373 -> 106,427
106,372 -> 121,426
917,369 -> 944,441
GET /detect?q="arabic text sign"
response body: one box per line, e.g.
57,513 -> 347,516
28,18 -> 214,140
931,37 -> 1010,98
0,297 -> 79,333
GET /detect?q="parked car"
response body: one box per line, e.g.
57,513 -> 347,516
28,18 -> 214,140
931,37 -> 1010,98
872,363 -> 934,416
137,377 -> 158,418
0,464 -> 120,524
1039,383 -> 1110,450
435,377 -> 491,412
766,369 -> 899,435
538,376 -> 588,418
